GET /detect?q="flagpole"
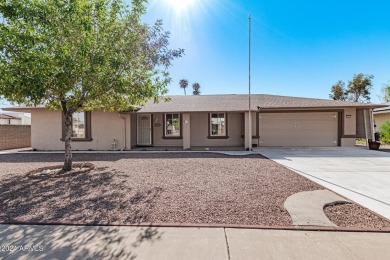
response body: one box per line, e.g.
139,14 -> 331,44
248,14 -> 252,151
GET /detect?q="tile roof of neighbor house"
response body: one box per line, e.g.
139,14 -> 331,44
0,114 -> 21,120
138,94 -> 386,113
374,102 -> 390,113
1,104 -> 45,112
3,94 -> 386,113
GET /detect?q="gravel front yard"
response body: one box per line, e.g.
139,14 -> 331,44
325,203 -> 390,229
0,152 -> 389,228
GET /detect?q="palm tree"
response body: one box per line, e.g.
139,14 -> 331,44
192,82 -> 201,95
179,79 -> 188,95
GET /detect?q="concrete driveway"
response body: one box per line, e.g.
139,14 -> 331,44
255,147 -> 390,220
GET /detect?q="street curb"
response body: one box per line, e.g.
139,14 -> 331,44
1,221 -> 390,233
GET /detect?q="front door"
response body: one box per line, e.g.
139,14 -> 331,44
137,114 -> 152,146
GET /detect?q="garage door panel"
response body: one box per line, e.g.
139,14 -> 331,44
259,112 -> 338,147
260,123 -> 336,131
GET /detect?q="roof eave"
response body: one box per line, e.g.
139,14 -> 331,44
374,109 -> 390,114
137,106 -> 385,114
1,107 -> 44,113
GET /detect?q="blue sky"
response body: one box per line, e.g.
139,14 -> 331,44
1,0 -> 389,109
144,0 -> 390,102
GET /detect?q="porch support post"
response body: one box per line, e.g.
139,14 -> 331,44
363,109 -> 369,147
370,109 -> 375,141
128,113 -> 132,150
245,112 -> 250,149
183,113 -> 191,150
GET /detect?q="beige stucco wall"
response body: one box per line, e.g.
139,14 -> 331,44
341,108 -> 357,147
190,112 -> 244,147
374,112 -> 390,132
151,113 -> 183,147
341,138 -> 356,147
31,109 -> 131,150
130,112 -> 244,148
30,107 -> 371,150
182,113 -> 191,150
343,108 -> 356,136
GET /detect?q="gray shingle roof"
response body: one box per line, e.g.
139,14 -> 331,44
3,94 -> 386,113
139,94 -> 386,113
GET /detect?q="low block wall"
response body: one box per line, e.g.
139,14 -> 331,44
0,125 -> 31,150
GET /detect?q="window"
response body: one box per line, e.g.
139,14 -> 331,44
210,113 -> 227,137
164,113 -> 181,138
61,111 -> 92,141
72,112 -> 85,138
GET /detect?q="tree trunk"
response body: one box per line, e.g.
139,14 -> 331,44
63,111 -> 73,171
184,88 -> 186,95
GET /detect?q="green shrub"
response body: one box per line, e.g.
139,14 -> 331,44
380,121 -> 390,144
355,138 -> 366,145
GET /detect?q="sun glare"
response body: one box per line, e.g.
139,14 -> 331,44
164,0 -> 195,12
150,0 -> 219,44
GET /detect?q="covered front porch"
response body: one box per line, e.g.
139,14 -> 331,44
131,146 -> 246,151
131,112 -> 247,150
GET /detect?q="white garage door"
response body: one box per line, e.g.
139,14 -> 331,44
259,112 -> 338,147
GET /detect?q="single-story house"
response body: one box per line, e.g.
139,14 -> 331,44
4,94 -> 385,150
0,114 -> 21,125
374,102 -> 390,133
0,112 -> 31,125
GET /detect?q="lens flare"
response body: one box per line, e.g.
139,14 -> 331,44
163,0 -> 196,12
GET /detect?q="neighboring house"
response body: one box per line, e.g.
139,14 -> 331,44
3,94 -> 385,151
0,112 -> 32,150
374,102 -> 390,133
0,112 -> 31,125
0,114 -> 21,125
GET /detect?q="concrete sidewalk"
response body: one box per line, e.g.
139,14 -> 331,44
1,225 -> 389,260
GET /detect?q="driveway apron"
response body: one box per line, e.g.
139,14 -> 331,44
256,147 -> 390,220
